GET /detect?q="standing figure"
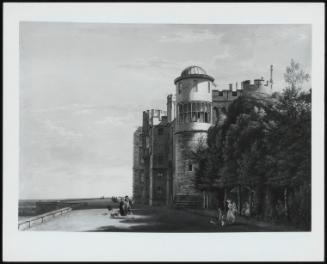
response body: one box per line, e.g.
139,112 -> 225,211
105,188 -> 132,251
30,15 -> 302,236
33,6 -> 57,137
119,198 -> 125,216
232,201 -> 238,216
226,200 -> 236,224
243,201 -> 250,217
124,196 -> 131,215
216,207 -> 224,228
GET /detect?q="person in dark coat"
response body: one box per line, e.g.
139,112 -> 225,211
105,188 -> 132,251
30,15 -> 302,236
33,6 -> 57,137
119,198 -> 125,216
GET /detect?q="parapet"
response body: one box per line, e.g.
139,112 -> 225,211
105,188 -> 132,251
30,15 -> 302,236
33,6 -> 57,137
143,109 -> 168,126
242,78 -> 272,97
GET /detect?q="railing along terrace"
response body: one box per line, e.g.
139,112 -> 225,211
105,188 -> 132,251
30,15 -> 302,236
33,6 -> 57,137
18,207 -> 72,230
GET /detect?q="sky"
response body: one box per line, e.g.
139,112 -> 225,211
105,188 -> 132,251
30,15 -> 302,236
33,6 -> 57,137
19,23 -> 311,199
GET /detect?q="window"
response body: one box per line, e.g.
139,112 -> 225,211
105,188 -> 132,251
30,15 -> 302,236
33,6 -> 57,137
232,91 -> 237,96
183,104 -> 187,112
188,163 -> 193,171
157,172 -> 164,178
178,82 -> 183,94
219,91 -> 223,96
140,173 -> 144,183
158,128 -> 163,135
192,112 -> 197,122
157,187 -> 163,197
193,80 -> 198,92
208,82 -> 211,93
157,155 -> 163,165
178,102 -> 212,124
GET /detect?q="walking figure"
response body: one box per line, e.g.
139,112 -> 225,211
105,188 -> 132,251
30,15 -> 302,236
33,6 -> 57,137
226,200 -> 236,224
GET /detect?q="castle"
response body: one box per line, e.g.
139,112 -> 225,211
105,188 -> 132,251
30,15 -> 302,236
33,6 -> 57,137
133,65 -> 272,208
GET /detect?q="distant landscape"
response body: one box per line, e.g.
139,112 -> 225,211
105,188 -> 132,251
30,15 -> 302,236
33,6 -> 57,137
18,197 -> 120,219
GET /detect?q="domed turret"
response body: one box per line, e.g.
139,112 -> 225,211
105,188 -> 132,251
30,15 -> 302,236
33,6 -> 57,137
173,66 -> 214,207
174,65 -> 214,84
181,66 -> 207,76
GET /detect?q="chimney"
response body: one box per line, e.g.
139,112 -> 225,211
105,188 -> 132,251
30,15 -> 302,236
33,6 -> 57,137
167,94 -> 173,122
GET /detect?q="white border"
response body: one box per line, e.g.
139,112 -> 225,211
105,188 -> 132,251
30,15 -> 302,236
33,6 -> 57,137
3,3 -> 325,261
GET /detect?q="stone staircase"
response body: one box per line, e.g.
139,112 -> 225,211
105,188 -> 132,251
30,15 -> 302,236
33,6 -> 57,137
173,195 -> 202,208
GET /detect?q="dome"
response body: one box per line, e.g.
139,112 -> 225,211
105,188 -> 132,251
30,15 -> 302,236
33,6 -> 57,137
174,65 -> 214,84
181,66 -> 207,77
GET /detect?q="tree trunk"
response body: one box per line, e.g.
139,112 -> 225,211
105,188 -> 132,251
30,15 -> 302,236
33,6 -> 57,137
202,190 -> 206,209
249,190 -> 253,216
237,185 -> 241,214
284,187 -> 288,218
264,185 -> 273,221
224,188 -> 227,212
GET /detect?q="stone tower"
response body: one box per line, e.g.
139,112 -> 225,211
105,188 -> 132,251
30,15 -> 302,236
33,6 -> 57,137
173,66 -> 214,207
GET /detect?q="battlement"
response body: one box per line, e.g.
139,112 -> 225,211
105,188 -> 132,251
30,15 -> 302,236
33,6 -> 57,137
143,109 -> 168,126
212,76 -> 271,101
241,78 -> 272,97
212,89 -> 242,102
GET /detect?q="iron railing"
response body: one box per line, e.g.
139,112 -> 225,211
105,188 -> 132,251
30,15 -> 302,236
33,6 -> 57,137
18,207 -> 72,230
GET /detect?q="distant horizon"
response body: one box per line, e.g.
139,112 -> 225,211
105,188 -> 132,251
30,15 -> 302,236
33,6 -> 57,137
19,195 -> 131,201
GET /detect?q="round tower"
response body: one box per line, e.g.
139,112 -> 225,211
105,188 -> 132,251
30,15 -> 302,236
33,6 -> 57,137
173,66 -> 214,207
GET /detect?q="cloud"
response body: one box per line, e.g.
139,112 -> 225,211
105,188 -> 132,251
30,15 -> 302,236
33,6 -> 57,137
44,119 -> 83,139
119,56 -> 180,70
26,103 -> 95,114
159,29 -> 224,43
211,47 -> 233,62
94,113 -> 138,127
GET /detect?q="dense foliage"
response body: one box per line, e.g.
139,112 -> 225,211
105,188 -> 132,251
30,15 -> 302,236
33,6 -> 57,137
192,60 -> 311,228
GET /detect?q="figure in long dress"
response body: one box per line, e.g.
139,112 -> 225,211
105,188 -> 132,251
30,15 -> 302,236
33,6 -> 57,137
226,200 -> 236,224
244,201 -> 250,217
232,202 -> 238,216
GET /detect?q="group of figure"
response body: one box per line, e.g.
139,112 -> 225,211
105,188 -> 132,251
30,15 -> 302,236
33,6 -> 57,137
119,196 -> 132,216
108,196 -> 133,218
211,199 -> 238,229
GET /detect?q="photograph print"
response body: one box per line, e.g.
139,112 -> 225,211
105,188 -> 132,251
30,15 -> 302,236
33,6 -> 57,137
18,22 -> 312,233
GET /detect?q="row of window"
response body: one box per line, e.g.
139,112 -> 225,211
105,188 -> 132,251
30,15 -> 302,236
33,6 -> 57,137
218,91 -> 238,96
178,102 -> 211,113
177,80 -> 211,94
178,112 -> 211,124
177,102 -> 212,124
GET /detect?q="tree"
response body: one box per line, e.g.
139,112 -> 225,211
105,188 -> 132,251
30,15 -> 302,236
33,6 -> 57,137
192,59 -> 311,227
284,59 -> 310,90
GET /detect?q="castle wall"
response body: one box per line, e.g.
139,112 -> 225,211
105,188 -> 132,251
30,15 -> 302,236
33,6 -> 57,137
212,89 -> 242,124
134,65 -> 272,208
174,131 -> 207,197
149,121 -> 170,206
132,127 -> 145,204
174,74 -> 214,206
